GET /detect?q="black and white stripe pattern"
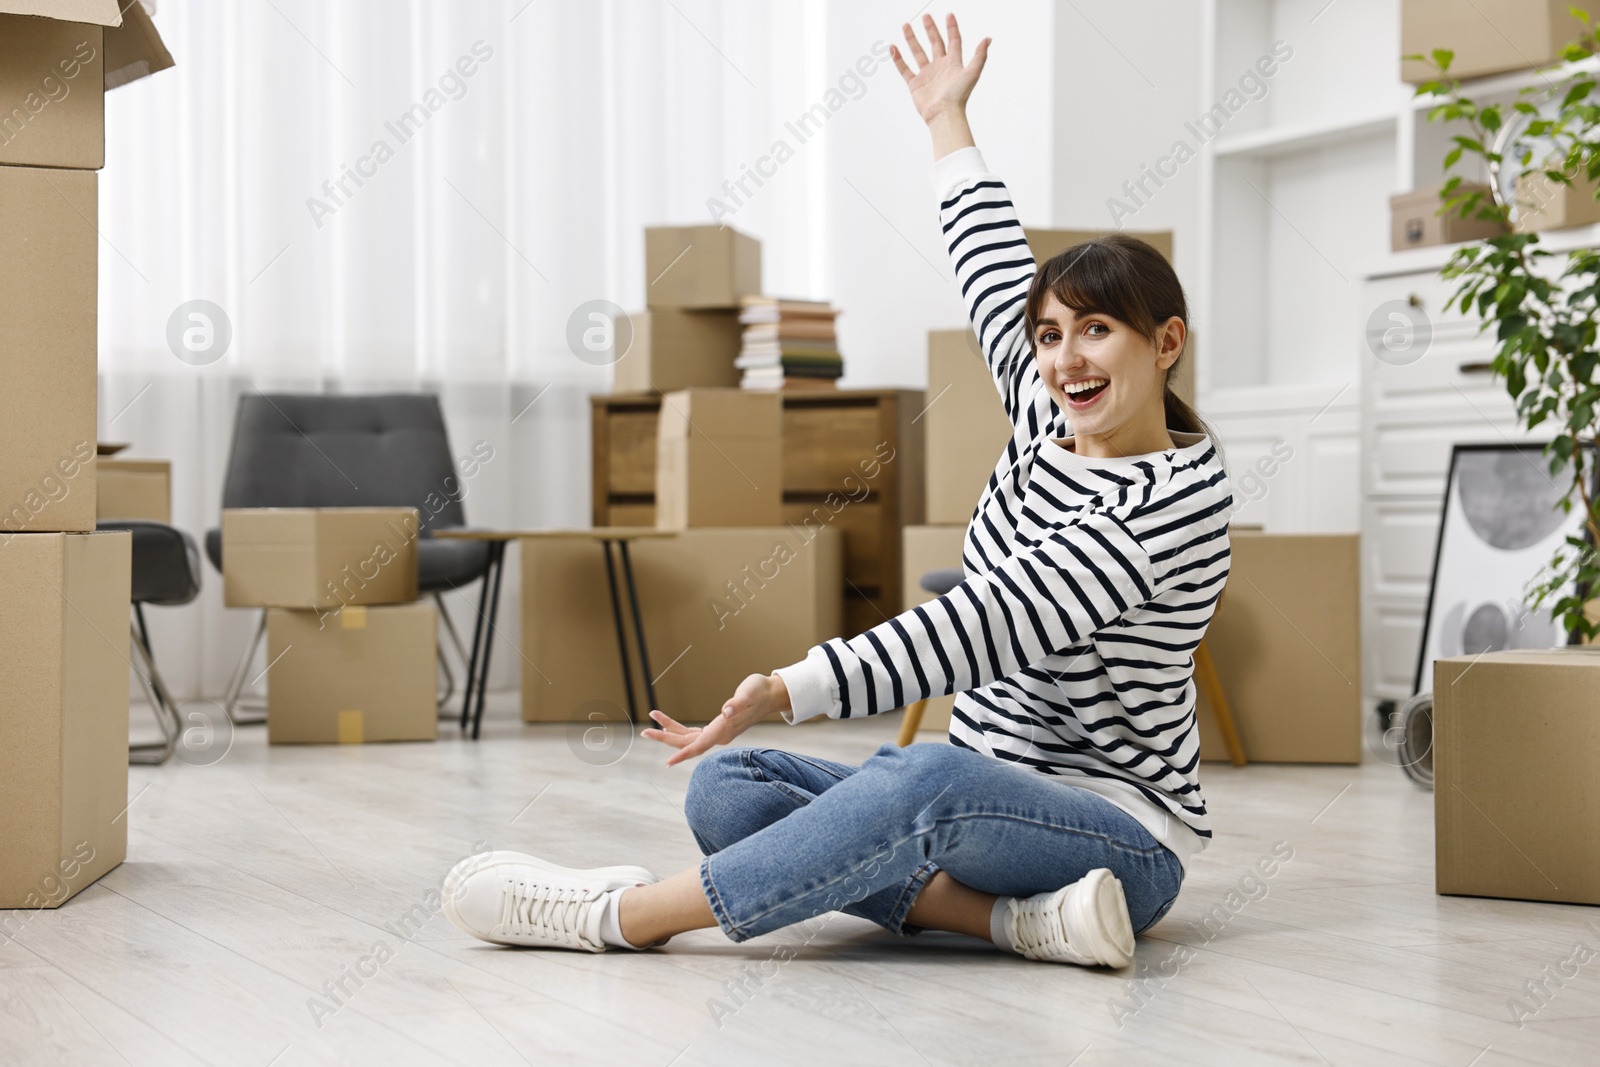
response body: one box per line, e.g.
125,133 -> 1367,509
775,148 -> 1233,863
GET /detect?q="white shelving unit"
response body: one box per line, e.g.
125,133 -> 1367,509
1194,0 -> 1600,705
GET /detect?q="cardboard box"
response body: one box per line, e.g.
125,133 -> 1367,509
0,530 -> 130,909
1434,649 -> 1600,905
222,508 -> 420,610
902,524 -> 968,734
644,225 -> 761,309
0,1 -> 173,170
1514,164 -> 1600,233
656,390 -> 782,529
1195,533 -> 1362,763
612,308 -> 742,393
926,330 -> 1014,525
1025,226 -> 1173,267
265,602 -> 438,744
0,165 -> 97,534
520,527 -> 842,724
96,458 -> 171,523
1402,0 -> 1586,84
1390,183 -> 1509,250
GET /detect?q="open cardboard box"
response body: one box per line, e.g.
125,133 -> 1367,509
96,458 -> 171,523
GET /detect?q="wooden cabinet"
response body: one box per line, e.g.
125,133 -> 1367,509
592,389 -> 925,635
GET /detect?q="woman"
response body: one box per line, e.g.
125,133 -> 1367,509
442,13 -> 1232,968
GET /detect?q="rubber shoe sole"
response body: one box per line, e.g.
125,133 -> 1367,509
1068,868 -> 1135,968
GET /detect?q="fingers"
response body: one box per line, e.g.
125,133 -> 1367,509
946,13 -> 962,61
921,13 -> 946,58
889,44 -> 915,83
901,21 -> 929,68
644,710 -> 694,749
665,731 -> 714,767
968,36 -> 990,79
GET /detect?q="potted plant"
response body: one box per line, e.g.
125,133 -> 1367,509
1410,9 -> 1600,642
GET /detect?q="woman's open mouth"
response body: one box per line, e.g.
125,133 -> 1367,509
1064,378 -> 1108,410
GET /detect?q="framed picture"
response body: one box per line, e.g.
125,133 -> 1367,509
1413,442 -> 1598,695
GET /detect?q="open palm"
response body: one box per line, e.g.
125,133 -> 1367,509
891,13 -> 989,124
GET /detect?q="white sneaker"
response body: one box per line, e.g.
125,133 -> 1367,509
1007,867 -> 1136,967
441,851 -> 658,951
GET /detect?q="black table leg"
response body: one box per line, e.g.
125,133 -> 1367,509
617,540 -> 659,713
470,541 -> 507,740
601,539 -> 638,724
459,545 -> 496,732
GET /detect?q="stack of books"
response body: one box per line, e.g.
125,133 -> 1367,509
736,296 -> 843,390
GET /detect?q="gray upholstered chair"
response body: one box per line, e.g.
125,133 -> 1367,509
205,393 -> 491,723
100,520 -> 203,765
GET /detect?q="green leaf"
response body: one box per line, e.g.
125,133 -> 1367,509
1575,5 -> 1593,25
1432,48 -> 1455,72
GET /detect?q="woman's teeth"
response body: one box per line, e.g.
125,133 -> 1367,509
1065,378 -> 1108,403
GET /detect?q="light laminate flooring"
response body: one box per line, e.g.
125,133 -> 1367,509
3,696 -> 1598,1067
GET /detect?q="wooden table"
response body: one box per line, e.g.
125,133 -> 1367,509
433,528 -> 678,738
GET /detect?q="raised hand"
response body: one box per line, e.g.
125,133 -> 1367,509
890,13 -> 989,125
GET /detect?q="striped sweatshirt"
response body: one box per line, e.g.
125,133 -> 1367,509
775,147 -> 1235,871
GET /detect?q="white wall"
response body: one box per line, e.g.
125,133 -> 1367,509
1051,2 -> 1202,324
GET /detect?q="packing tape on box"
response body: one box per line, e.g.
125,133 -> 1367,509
337,710 -> 364,744
341,606 -> 367,630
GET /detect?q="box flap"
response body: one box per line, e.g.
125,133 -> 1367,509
103,1 -> 172,90
0,0 -> 122,27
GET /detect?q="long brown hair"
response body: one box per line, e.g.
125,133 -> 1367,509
1024,234 -> 1211,440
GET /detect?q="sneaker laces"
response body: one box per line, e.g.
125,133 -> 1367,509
499,878 -> 601,949
1008,895 -> 1076,961
1004,895 -> 1094,966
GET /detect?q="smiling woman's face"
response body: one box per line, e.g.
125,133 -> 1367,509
1031,292 -> 1183,441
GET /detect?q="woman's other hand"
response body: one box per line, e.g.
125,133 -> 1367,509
642,672 -> 792,767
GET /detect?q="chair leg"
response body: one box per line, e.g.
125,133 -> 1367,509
1194,639 -> 1246,767
129,617 -> 181,766
897,699 -> 928,747
434,591 -> 465,714
222,612 -> 268,726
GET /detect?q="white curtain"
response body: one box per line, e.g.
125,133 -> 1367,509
99,0 -> 836,701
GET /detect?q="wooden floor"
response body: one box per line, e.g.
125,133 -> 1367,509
4,697 -> 1599,1067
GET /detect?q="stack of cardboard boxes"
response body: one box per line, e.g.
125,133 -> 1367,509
902,227 -> 1181,736
222,508 -> 437,744
0,2 -> 172,911
524,225 -> 844,725
611,225 -> 761,393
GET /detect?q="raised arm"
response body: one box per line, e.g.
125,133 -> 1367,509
893,14 -> 1041,425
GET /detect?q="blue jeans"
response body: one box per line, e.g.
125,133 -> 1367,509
684,742 -> 1185,943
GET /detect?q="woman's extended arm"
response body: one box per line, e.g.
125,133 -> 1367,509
775,508 -> 1161,722
893,15 -> 1041,426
